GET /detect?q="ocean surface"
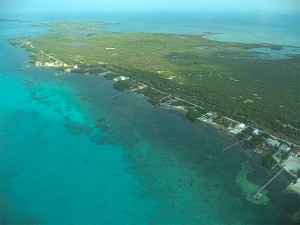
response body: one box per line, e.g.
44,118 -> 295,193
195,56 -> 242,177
0,12 -> 300,224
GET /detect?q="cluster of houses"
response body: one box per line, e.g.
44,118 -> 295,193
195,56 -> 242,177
229,122 -> 300,158
266,138 -> 300,158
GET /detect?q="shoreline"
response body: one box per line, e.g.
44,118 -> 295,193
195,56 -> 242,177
22,57 -> 300,198
11,28 -> 300,197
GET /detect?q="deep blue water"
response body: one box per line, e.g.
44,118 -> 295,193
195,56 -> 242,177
0,12 -> 300,224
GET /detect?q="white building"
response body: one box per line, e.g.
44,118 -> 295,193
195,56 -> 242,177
252,128 -> 259,135
230,123 -> 246,134
266,138 -> 280,148
279,144 -> 290,152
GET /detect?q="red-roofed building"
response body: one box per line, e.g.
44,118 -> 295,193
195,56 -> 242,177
290,148 -> 300,157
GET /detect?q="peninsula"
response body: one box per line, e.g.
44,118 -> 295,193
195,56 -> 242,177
10,22 -> 300,184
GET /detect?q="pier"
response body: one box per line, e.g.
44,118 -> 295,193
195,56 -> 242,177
100,80 -> 114,86
22,65 -> 30,70
110,90 -> 132,99
222,140 -> 244,151
252,167 -> 285,200
54,72 -> 66,76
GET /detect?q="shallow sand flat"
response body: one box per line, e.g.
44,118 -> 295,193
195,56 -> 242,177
284,157 -> 300,172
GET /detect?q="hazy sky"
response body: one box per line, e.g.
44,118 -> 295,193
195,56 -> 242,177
1,0 -> 300,14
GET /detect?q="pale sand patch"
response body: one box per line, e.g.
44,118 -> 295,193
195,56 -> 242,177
287,180 -> 300,195
172,106 -> 186,111
236,161 -> 269,205
284,156 -> 300,172
284,157 -> 300,195
157,70 -> 171,74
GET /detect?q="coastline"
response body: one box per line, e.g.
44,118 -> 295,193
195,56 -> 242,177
2,19 -> 300,224
18,52 -> 300,198
10,25 -> 300,198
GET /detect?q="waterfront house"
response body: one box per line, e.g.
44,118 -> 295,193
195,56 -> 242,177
230,123 -> 246,134
266,138 -> 280,148
290,148 -> 300,157
279,144 -> 290,152
252,128 -> 259,135
239,123 -> 246,129
205,112 -> 213,117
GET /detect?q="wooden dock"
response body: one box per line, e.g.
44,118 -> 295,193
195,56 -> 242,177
22,65 -> 30,70
100,80 -> 114,86
222,140 -> 244,151
110,90 -> 132,99
252,167 -> 285,200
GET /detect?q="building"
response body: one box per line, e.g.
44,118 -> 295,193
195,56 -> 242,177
252,128 -> 259,135
230,123 -> 246,134
290,148 -> 300,157
238,123 -> 246,129
266,138 -> 280,148
279,144 -> 290,152
205,112 -> 213,117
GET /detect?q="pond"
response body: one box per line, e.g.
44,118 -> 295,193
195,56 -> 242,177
63,41 -> 87,46
195,45 -> 208,50
248,46 -> 300,59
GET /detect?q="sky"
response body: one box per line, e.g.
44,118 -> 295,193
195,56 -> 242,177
1,0 -> 300,14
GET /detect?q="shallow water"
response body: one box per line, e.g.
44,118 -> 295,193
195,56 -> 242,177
248,46 -> 300,59
195,45 -> 208,50
0,14 -> 299,224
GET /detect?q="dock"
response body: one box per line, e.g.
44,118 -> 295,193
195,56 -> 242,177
100,80 -> 114,86
54,72 -> 66,76
222,140 -> 244,151
22,65 -> 30,70
152,103 -> 160,107
252,167 -> 285,200
110,90 -> 132,99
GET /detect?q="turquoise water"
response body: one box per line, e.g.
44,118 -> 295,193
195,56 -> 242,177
3,11 -> 300,46
1,14 -> 300,224
248,46 -> 300,59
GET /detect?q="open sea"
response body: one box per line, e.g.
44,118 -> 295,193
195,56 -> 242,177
0,11 -> 300,224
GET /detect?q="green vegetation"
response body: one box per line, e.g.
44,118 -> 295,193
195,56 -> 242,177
186,108 -> 201,121
147,98 -> 160,106
0,18 -> 29,23
262,155 -> 277,169
280,151 -> 289,161
250,134 -> 264,145
113,80 -> 131,91
236,127 -> 252,140
243,140 -> 256,150
103,73 -> 117,80
243,134 -> 265,150
32,21 -> 116,32
11,22 -> 300,143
